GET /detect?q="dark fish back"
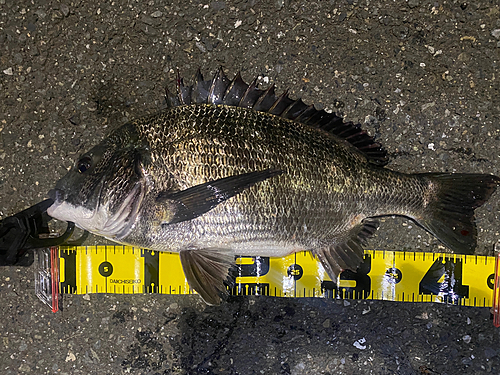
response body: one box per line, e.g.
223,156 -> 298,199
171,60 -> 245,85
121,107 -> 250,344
165,68 -> 388,166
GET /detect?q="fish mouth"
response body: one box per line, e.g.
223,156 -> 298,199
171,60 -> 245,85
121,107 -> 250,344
46,188 -> 68,219
48,188 -> 64,203
47,181 -> 145,241
100,181 -> 145,240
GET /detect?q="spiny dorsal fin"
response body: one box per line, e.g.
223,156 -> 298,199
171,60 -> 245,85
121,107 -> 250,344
166,67 -> 388,166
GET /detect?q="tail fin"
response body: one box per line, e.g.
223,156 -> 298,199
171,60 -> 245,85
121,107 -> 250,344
416,173 -> 499,254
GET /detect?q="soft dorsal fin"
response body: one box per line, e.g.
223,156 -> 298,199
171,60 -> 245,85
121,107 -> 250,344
165,68 -> 389,166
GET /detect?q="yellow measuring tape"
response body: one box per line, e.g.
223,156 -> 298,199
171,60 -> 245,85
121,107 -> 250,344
33,246 -> 496,308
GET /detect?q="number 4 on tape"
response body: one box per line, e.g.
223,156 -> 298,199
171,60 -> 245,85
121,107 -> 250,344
33,247 -> 499,318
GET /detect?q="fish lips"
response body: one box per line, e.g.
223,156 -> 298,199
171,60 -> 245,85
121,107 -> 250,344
48,188 -> 64,203
46,188 -> 67,219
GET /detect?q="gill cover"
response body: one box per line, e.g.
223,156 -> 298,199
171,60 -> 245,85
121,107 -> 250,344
47,124 -> 149,240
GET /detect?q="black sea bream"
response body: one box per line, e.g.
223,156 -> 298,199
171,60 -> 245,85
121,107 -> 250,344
47,69 -> 500,304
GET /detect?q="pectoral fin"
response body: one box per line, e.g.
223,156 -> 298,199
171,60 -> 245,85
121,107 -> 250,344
179,247 -> 236,305
157,169 -> 282,225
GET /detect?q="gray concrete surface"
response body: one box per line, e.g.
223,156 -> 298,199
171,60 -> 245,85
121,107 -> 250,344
1,0 -> 500,374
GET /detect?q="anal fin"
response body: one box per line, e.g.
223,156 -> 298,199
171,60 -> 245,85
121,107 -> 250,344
314,218 -> 379,282
179,247 -> 236,305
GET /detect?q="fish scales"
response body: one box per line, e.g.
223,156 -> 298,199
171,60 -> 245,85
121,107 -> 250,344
47,69 -> 499,304
129,104 -> 423,251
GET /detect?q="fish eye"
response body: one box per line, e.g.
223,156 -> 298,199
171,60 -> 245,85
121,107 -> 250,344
77,156 -> 92,173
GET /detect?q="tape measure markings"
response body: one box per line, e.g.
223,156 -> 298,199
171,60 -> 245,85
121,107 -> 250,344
54,246 -> 496,307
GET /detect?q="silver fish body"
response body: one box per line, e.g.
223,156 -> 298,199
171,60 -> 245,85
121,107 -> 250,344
47,69 -> 499,304
123,105 -> 423,253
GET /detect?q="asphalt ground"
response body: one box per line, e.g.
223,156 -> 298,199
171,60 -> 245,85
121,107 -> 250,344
1,0 -> 500,374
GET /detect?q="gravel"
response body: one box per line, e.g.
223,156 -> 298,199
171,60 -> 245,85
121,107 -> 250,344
1,0 -> 499,373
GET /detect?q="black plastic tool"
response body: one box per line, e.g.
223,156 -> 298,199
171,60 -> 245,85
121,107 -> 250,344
0,199 -> 87,266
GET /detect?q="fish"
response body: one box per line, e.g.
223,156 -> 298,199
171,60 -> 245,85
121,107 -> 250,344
47,68 -> 500,305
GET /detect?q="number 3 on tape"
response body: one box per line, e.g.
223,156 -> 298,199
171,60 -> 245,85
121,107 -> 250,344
47,247 -> 497,310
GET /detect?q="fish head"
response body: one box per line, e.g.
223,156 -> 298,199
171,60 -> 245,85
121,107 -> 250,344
47,125 -> 148,240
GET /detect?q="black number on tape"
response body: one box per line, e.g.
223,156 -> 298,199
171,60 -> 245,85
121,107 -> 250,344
419,257 -> 469,303
230,256 -> 271,296
234,256 -> 270,277
384,267 -> 402,284
60,249 -> 77,294
321,254 -> 372,299
142,250 -> 159,293
287,264 -> 303,280
98,261 -> 113,277
487,274 -> 495,290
